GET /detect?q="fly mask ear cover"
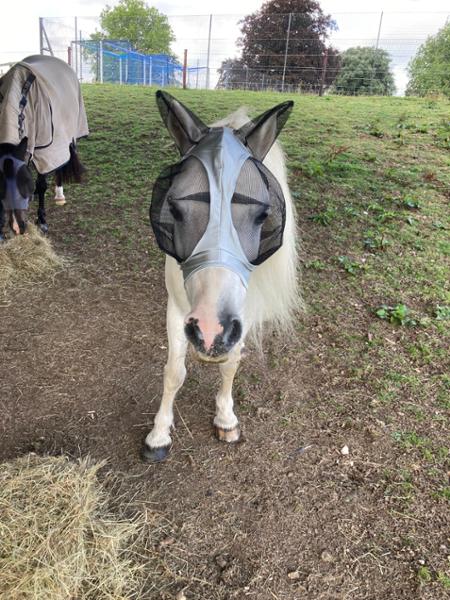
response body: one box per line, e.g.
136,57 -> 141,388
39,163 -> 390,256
150,91 -> 293,288
0,155 -> 34,211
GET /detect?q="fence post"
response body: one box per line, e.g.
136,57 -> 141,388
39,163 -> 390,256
149,57 -> 152,86
376,11 -> 384,49
74,17 -> 78,78
206,14 -> 213,89
183,49 -> 188,89
99,40 -> 103,83
68,46 -> 72,66
281,13 -> 292,93
79,31 -> 83,82
319,48 -> 328,96
39,18 -> 44,54
119,58 -> 123,84
196,59 -> 199,89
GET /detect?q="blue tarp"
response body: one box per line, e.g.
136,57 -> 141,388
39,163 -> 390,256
80,40 -> 183,86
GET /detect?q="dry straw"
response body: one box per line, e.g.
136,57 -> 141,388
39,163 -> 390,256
0,454 -> 145,600
0,225 -> 66,292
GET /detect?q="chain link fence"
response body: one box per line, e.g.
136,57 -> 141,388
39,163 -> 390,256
38,11 -> 449,95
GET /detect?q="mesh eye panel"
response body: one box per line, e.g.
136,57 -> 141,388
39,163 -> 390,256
231,158 -> 286,265
150,156 -> 210,262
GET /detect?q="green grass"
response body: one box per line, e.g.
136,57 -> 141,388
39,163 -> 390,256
74,86 -> 449,395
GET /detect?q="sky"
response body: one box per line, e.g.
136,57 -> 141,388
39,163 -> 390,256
1,0 -> 449,92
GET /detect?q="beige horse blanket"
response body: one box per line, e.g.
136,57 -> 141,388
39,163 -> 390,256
0,55 -> 88,174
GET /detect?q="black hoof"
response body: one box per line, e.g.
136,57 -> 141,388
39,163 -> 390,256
141,443 -> 171,463
37,221 -> 49,235
0,233 -> 5,243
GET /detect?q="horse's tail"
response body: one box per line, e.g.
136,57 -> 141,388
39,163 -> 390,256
57,143 -> 86,184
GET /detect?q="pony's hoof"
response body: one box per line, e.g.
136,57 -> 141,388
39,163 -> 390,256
55,198 -> 66,206
37,222 -> 49,235
141,443 -> 171,463
214,424 -> 241,443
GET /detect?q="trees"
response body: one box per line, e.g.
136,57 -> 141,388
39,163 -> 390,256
217,0 -> 339,91
406,23 -> 450,98
94,0 -> 174,55
217,59 -> 265,90
331,47 -> 395,96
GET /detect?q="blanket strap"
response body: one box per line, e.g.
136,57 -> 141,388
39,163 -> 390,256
18,73 -> 36,139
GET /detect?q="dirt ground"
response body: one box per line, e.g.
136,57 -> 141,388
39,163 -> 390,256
1,87 -> 449,600
0,212 -> 446,600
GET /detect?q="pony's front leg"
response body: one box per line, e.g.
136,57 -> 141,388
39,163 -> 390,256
214,344 -> 242,443
142,299 -> 187,462
34,174 -> 48,234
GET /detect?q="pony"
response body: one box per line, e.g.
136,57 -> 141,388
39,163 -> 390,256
0,55 -> 88,240
143,91 -> 300,462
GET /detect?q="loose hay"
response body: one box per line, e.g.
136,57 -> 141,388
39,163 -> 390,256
0,225 -> 66,292
0,455 -> 145,600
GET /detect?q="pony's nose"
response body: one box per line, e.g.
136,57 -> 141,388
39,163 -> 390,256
184,315 -> 242,356
8,209 -> 27,235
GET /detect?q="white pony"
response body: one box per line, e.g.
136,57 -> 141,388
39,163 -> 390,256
143,91 -> 299,462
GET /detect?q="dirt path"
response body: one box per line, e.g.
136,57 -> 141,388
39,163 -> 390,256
1,241 -> 443,600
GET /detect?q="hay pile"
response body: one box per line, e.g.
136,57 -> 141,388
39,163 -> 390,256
0,455 -> 145,600
0,225 -> 65,291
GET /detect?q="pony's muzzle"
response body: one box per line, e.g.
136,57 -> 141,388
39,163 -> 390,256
7,209 -> 27,235
184,315 -> 242,358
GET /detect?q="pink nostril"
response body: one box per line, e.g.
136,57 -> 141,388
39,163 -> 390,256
185,313 -> 223,351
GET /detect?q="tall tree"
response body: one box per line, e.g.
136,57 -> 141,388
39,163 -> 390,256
95,0 -> 174,54
218,0 -> 339,91
406,23 -> 450,98
331,47 -> 395,95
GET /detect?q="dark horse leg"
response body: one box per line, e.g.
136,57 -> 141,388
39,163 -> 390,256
0,201 -> 5,242
34,174 -> 49,234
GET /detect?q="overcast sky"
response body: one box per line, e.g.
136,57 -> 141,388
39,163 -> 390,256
1,0 -> 449,92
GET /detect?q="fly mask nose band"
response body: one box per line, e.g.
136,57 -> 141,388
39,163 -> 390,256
180,127 -> 255,287
0,156 -> 32,210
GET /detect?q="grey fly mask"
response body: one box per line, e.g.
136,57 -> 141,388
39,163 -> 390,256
150,91 -> 293,287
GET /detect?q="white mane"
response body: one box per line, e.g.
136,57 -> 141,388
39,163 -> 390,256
214,108 -> 302,343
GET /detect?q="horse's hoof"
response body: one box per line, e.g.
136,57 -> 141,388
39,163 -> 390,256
37,222 -> 49,235
214,424 -> 241,443
141,443 -> 171,463
55,198 -> 66,206
0,233 -> 5,243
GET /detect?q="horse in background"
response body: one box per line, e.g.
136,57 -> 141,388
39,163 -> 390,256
0,55 -> 88,240
143,91 -> 300,462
